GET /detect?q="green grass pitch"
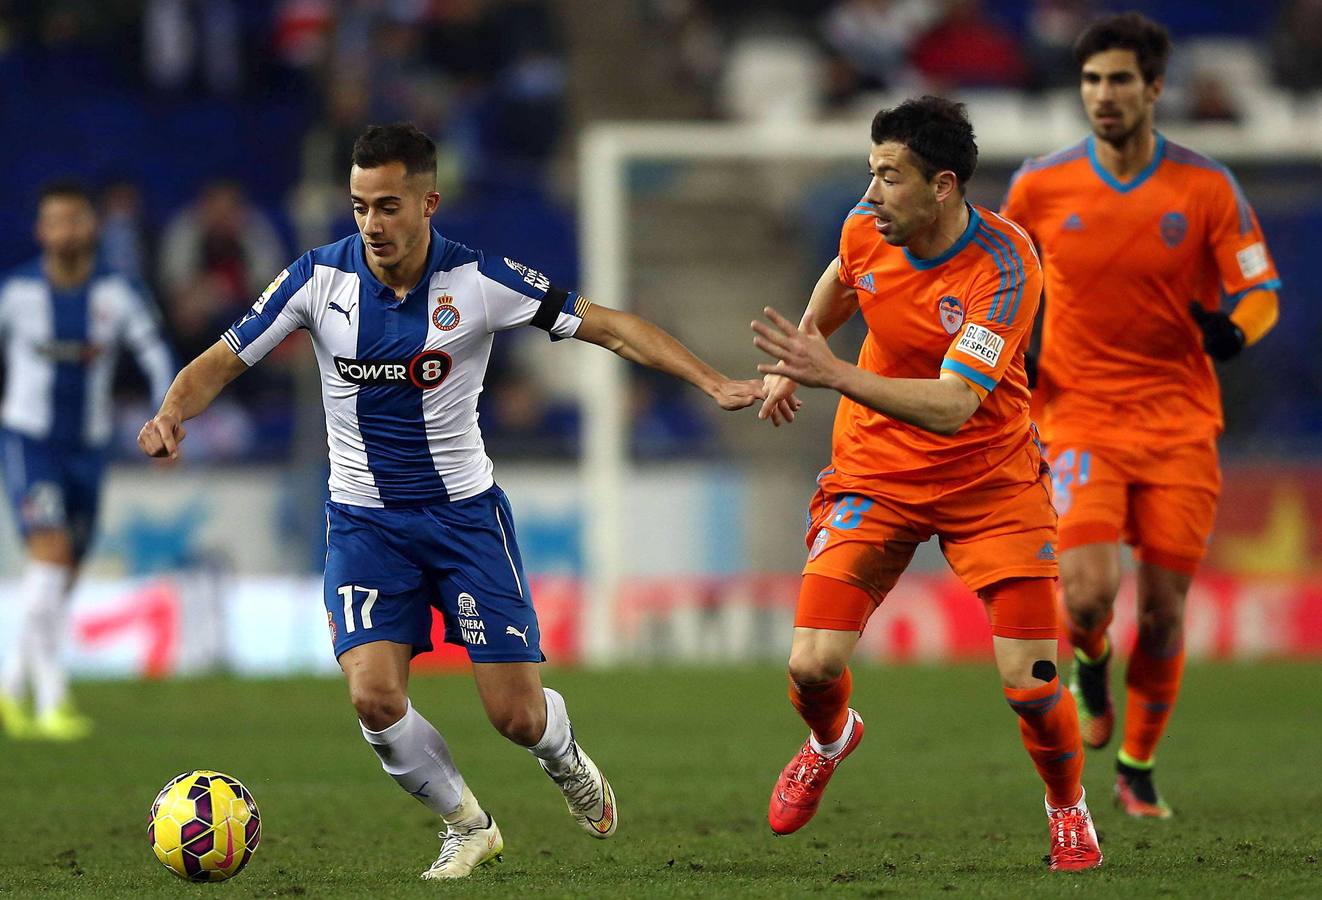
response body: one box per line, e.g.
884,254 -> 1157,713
1,663 -> 1319,898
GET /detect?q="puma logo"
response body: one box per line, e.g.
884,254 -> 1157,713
328,300 -> 355,324
505,624 -> 530,647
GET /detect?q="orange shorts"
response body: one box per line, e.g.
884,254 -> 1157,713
799,443 -> 1059,638
1046,438 -> 1220,574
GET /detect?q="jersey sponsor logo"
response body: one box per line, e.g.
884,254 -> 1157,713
955,324 -> 1004,368
432,302 -> 460,331
938,295 -> 964,334
333,350 -> 453,389
253,269 -> 289,315
1160,211 -> 1187,247
1062,213 -> 1084,232
35,339 -> 103,363
504,257 -> 551,292
1237,242 -> 1269,279
857,272 -> 875,293
328,300 -> 355,324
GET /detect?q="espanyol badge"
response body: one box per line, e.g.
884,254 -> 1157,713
433,300 -> 460,331
938,296 -> 964,334
1160,211 -> 1187,248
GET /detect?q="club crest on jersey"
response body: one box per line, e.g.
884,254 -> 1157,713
333,350 -> 452,389
1160,211 -> 1187,248
432,301 -> 460,331
938,296 -> 964,334
326,611 -> 336,644
504,258 -> 550,292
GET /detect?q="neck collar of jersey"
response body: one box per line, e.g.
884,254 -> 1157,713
1087,132 -> 1165,193
903,202 -> 980,270
355,228 -> 442,307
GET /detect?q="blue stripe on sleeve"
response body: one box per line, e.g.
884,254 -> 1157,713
1224,278 -> 1282,303
978,225 -> 1025,324
941,357 -> 997,392
972,233 -> 1012,322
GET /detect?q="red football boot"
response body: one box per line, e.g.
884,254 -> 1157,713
767,710 -> 863,835
1047,791 -> 1104,872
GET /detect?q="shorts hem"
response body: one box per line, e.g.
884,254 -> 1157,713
793,614 -> 868,632
1134,546 -> 1203,575
333,634 -> 432,660
963,565 -> 1058,593
1058,522 -> 1122,552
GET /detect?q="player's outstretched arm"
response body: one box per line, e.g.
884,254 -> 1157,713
138,340 -> 248,459
759,257 -> 859,426
752,307 -> 980,436
573,304 -> 765,410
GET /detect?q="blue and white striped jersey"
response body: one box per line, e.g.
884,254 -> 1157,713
223,230 -> 587,507
0,259 -> 174,446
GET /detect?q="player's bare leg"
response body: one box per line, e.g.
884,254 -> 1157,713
1,529 -> 86,741
1060,543 -> 1122,748
474,662 -> 617,838
769,621 -> 865,835
992,631 -> 1101,871
341,641 -> 499,878
1115,561 -> 1190,819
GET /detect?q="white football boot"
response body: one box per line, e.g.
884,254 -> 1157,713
420,813 -> 503,879
541,735 -> 618,838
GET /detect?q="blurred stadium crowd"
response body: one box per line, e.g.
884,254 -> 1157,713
1,0 -> 1319,463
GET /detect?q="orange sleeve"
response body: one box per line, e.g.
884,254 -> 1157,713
1230,288 -> 1279,345
940,228 -> 1043,399
1203,170 -> 1281,300
999,165 -> 1036,245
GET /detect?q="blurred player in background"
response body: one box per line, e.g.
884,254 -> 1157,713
752,97 -> 1101,872
1002,12 -> 1280,819
0,182 -> 174,740
139,123 -> 764,879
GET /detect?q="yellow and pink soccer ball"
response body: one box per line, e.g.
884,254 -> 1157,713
148,770 -> 261,882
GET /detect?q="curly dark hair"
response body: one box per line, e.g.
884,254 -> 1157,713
870,96 -> 978,190
1073,12 -> 1172,84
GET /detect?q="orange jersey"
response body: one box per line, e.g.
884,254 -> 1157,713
1002,134 -> 1280,446
831,202 -> 1042,490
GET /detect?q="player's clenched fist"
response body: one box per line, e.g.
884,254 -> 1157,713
709,377 -> 767,411
138,413 -> 186,459
758,371 -> 803,426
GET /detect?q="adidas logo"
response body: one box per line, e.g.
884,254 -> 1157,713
1037,541 -> 1057,561
858,272 -> 875,292
1062,214 -> 1084,231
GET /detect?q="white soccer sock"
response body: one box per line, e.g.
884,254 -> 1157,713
6,561 -> 73,714
810,709 -> 856,758
527,687 -> 573,775
360,700 -> 467,819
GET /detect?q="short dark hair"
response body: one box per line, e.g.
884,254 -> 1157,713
1073,12 -> 1172,84
38,179 -> 94,207
870,96 -> 978,190
350,123 -> 437,179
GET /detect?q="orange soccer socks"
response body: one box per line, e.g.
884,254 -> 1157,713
1005,676 -> 1086,809
788,668 -> 853,750
1121,638 -> 1185,765
1067,611 -> 1113,664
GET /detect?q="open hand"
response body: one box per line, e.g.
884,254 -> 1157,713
751,307 -> 845,390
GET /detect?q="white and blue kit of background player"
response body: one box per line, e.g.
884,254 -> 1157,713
0,260 -> 173,556
223,229 -> 588,662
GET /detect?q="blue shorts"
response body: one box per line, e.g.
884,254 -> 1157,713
323,485 -> 544,663
1,429 -> 105,558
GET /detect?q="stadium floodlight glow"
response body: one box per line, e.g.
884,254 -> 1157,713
577,111 -> 1322,665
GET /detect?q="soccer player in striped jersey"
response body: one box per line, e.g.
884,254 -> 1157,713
139,123 -> 765,879
753,97 -> 1101,871
1001,13 -> 1281,819
0,181 -> 174,740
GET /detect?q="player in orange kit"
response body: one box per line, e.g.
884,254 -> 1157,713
752,96 -> 1101,872
1001,12 -> 1280,819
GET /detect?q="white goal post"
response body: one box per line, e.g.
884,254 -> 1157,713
575,110 -> 1322,666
